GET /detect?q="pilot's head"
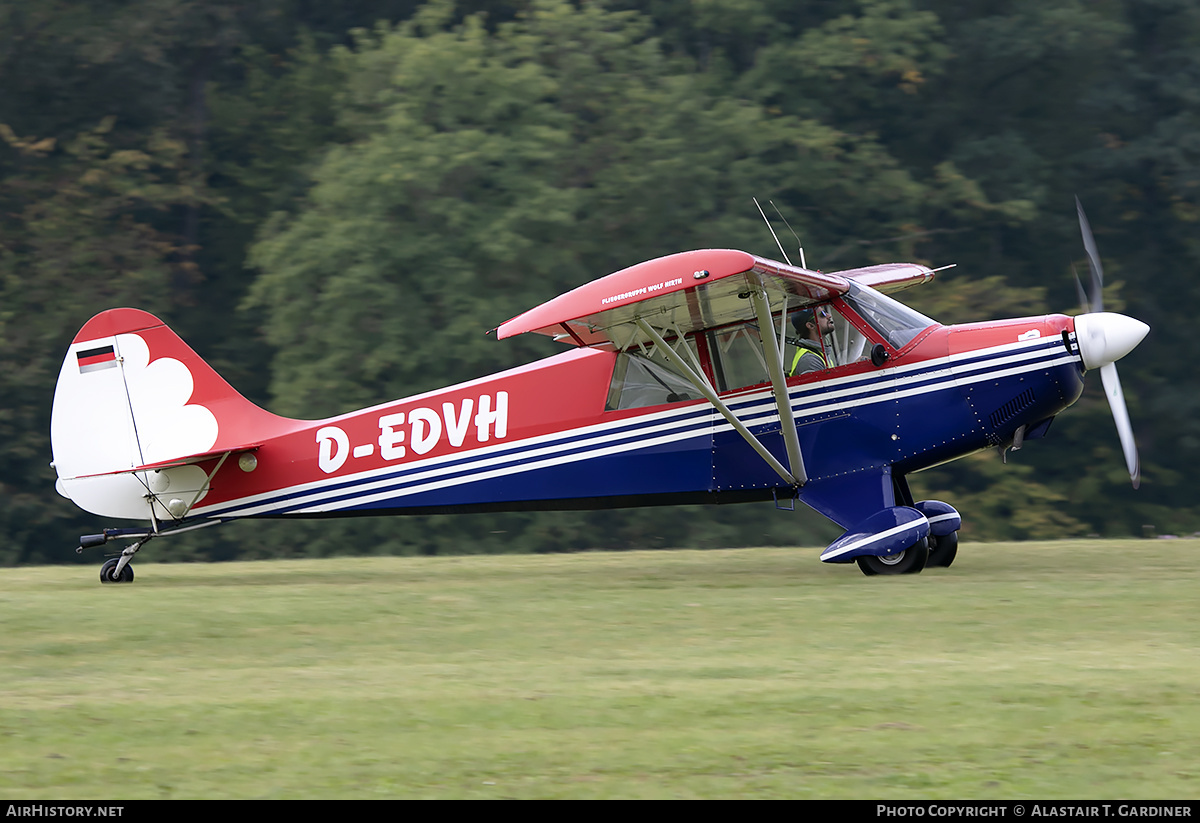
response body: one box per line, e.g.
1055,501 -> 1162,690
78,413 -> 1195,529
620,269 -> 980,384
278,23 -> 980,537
792,305 -> 833,340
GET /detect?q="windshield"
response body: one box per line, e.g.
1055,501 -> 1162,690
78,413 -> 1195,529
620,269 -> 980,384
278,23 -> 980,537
841,282 -> 935,350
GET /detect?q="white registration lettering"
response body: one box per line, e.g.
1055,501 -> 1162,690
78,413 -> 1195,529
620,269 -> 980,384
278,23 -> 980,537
316,426 -> 349,474
442,398 -> 474,447
378,412 -> 406,460
325,393 -> 511,469
474,391 -> 508,442
408,407 -> 442,455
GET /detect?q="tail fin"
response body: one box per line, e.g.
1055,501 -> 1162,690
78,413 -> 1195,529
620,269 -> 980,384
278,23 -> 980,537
51,308 -> 297,521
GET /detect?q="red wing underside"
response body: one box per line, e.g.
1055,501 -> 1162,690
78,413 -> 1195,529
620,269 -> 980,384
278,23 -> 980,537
829,263 -> 937,294
497,249 -> 851,349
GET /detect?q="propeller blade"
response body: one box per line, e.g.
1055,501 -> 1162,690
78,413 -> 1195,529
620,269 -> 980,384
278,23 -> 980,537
1074,199 -> 1143,490
1099,362 -> 1141,489
1071,263 -> 1089,315
1076,196 -> 1104,312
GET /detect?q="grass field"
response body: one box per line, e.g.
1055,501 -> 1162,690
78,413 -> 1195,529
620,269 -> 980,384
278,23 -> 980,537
2,539 -> 1199,799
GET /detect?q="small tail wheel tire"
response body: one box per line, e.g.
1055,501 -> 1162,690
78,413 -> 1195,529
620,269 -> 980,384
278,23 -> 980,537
100,558 -> 134,584
928,531 -> 959,568
856,537 -> 929,576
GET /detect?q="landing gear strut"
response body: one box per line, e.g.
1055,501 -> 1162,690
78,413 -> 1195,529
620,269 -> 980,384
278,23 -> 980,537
81,531 -> 152,585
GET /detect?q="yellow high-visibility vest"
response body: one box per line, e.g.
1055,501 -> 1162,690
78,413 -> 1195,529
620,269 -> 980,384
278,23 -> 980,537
790,342 -> 828,375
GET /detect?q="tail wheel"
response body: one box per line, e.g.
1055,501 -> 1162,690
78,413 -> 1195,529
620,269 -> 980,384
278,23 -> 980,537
928,532 -> 959,568
856,537 -> 929,576
100,558 -> 134,584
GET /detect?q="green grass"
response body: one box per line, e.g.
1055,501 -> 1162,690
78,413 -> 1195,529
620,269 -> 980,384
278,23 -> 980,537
3,540 -> 1199,798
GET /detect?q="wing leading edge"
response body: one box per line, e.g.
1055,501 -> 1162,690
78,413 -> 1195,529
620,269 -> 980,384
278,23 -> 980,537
496,249 -> 851,349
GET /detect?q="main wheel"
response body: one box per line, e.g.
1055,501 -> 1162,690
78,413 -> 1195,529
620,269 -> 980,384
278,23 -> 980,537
928,531 -> 959,568
856,537 -> 929,576
99,558 -> 134,584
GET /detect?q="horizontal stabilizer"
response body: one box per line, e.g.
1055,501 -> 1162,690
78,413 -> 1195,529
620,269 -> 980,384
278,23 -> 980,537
74,443 -> 265,479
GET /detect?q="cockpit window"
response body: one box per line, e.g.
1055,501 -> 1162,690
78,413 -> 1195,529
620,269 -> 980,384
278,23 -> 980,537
784,304 -> 867,375
709,323 -> 770,392
606,284 -> 937,407
841,282 -> 935,350
606,345 -> 701,410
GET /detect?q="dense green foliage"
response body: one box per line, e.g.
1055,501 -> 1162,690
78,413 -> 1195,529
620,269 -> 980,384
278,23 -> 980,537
2,0 -> 1197,564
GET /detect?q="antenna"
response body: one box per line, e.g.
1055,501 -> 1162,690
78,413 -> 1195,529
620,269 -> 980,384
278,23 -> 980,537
753,197 -> 791,266
769,200 -> 806,269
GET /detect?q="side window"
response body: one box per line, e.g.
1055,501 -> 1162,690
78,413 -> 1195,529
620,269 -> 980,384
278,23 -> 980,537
606,344 -> 701,411
822,303 -> 870,367
707,311 -> 864,390
785,303 -> 869,377
708,323 -> 770,391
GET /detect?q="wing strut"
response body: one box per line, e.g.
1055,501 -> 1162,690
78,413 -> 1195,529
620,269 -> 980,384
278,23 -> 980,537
749,286 -> 807,485
633,318 -> 801,487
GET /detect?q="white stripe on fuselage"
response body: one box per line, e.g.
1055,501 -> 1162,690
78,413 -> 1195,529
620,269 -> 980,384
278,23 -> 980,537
195,336 -> 1077,518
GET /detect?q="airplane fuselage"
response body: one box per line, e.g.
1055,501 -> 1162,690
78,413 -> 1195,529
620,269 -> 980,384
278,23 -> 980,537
179,313 -> 1084,530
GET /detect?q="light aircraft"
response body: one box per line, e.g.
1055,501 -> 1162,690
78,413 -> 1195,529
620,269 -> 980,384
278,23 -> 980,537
52,202 -> 1148,582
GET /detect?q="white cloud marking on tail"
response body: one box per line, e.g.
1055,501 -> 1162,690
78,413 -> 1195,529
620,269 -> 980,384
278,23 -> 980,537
117,333 -> 219,465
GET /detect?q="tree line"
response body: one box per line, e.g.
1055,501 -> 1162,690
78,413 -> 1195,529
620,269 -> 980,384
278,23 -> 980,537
2,0 -> 1197,565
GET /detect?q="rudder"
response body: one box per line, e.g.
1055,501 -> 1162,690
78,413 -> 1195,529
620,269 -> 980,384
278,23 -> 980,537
51,308 -> 296,521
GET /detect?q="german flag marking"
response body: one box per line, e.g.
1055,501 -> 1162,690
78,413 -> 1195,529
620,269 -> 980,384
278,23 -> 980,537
77,345 -> 117,374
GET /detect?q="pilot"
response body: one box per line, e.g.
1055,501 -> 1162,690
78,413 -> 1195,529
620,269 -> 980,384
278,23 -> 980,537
789,305 -> 834,375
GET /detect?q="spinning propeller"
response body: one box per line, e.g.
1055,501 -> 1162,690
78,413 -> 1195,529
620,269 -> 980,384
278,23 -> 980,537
1071,197 -> 1149,489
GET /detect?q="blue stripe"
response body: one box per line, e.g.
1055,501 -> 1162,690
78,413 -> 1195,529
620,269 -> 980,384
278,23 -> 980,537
200,404 -> 717,518
194,337 -> 1079,519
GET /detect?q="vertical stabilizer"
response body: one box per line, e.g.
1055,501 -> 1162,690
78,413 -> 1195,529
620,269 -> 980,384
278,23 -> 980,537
51,308 -> 299,521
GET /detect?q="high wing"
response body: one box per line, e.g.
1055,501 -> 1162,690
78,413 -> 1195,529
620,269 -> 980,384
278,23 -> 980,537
830,262 -> 937,294
496,249 -> 850,348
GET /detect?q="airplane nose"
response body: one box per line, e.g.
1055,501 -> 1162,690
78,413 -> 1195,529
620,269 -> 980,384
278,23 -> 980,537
1074,312 -> 1150,370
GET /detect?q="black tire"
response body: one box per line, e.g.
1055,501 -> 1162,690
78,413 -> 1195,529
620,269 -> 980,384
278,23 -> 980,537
100,558 -> 134,584
928,531 -> 959,568
856,537 -> 929,576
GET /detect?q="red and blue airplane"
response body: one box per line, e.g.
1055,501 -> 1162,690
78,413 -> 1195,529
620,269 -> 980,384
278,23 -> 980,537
52,204 -> 1148,582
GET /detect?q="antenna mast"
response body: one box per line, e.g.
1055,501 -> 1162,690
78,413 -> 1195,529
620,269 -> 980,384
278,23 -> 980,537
753,197 -> 792,266
769,200 -> 806,269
